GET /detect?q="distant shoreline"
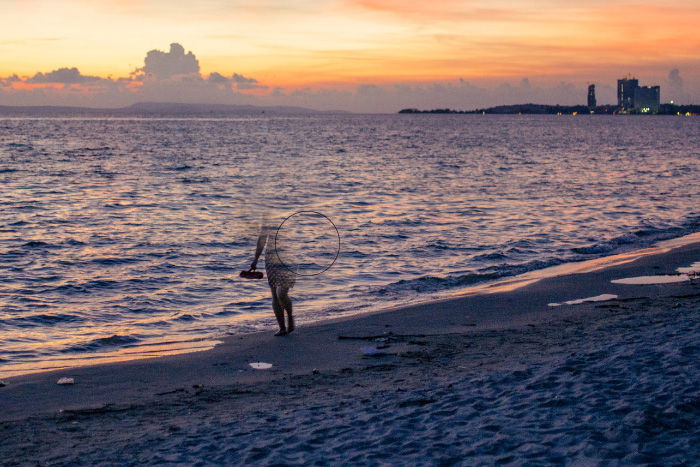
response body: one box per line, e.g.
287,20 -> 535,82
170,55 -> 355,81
399,103 -> 700,115
0,102 -> 348,116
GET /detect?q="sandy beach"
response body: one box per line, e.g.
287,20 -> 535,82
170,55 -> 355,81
2,240 -> 699,465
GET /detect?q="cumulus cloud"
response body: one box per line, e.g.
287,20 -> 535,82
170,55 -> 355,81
669,69 -> 683,88
0,74 -> 21,87
207,72 -> 230,84
26,67 -> 104,84
231,73 -> 265,90
666,68 -> 687,104
206,71 -> 265,90
0,43 -> 269,107
4,42 -> 691,112
141,43 -> 199,80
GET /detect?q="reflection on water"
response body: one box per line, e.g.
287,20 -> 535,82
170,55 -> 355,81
1,114 -> 699,375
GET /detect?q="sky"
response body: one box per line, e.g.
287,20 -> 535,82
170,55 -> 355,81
1,0 -> 699,112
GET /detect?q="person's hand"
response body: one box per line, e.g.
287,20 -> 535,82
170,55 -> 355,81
249,259 -> 258,271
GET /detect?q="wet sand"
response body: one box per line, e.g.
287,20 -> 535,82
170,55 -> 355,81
1,241 -> 699,464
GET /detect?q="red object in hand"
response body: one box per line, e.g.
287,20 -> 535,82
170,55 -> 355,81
240,270 -> 264,279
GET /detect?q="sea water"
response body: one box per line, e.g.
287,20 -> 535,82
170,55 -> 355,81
1,113 -> 699,375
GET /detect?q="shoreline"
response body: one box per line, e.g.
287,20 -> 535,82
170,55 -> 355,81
1,237 -> 699,462
4,231 -> 700,380
2,236 -> 699,410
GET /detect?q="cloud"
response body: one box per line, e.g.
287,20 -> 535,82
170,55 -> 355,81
1,42 -> 696,112
26,67 -> 105,84
0,74 -> 21,87
231,73 -> 265,90
207,71 -> 230,84
0,43 -> 264,107
141,43 -> 199,80
252,79 -> 616,113
669,69 -> 683,88
666,68 -> 688,104
205,71 -> 266,90
347,0 -> 536,23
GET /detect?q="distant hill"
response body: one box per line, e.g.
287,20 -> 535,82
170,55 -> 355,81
124,102 -> 344,115
0,102 -> 349,116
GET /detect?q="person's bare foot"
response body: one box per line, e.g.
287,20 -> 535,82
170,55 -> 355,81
287,316 -> 295,334
274,329 -> 287,336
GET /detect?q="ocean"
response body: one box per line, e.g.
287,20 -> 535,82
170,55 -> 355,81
1,113 -> 699,375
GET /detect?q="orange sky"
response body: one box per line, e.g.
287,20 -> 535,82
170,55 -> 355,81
1,0 -> 699,88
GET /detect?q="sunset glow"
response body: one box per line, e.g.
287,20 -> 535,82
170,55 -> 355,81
1,0 -> 699,110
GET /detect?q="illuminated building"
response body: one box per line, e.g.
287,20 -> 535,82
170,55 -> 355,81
617,76 -> 638,110
616,75 -> 661,113
633,86 -> 660,113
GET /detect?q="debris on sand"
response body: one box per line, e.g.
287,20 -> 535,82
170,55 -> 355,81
57,377 -> 75,385
249,362 -> 273,370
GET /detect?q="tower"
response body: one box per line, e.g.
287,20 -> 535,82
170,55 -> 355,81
587,84 -> 596,108
617,75 -> 639,110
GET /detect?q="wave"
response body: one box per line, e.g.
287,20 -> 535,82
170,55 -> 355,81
571,215 -> 700,256
1,313 -> 84,328
21,240 -> 57,249
61,334 -> 140,353
91,257 -> 143,266
375,215 -> 700,297
18,239 -> 85,249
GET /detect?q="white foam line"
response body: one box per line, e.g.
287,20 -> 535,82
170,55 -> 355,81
610,260 -> 700,285
548,294 -> 618,307
676,262 -> 700,275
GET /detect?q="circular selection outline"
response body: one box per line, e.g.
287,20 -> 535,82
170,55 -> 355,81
273,210 -> 340,277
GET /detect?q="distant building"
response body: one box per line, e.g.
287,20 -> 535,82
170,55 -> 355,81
634,86 -> 660,113
617,76 -> 639,110
587,84 -> 596,108
616,75 -> 660,113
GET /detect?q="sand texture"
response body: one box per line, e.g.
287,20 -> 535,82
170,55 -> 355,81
1,243 -> 699,465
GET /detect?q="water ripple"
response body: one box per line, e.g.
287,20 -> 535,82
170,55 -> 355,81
1,114 -> 699,371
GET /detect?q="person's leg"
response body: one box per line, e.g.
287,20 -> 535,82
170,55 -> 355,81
270,286 -> 287,336
276,286 -> 294,333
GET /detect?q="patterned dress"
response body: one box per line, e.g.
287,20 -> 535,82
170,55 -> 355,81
264,230 -> 296,289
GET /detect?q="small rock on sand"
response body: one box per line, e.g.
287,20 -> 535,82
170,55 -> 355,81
57,377 -> 75,385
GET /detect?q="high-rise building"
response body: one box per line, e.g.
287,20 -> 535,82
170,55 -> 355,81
617,76 -> 639,109
634,86 -> 660,113
587,84 -> 596,108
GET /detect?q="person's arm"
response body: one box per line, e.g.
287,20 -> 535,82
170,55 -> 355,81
250,230 -> 267,271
